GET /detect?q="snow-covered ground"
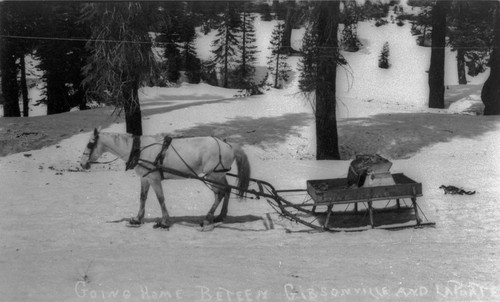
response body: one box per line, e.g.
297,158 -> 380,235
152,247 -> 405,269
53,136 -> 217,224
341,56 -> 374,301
1,16 -> 499,302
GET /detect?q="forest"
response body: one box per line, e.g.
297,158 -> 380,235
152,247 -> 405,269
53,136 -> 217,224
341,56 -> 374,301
1,0 -> 499,159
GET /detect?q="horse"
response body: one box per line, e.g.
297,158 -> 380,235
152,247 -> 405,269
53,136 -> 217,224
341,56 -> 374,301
80,128 -> 251,231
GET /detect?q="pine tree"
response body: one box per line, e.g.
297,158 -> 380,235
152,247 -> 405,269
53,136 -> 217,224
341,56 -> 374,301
298,24 -> 320,94
211,2 -> 241,88
179,16 -> 201,84
341,0 -> 362,52
234,7 -> 259,93
298,2 -> 346,160
0,2 -> 22,117
448,1 -> 494,84
81,3 -> 165,135
378,42 -> 390,69
267,22 -> 292,89
36,4 -> 90,115
408,0 -> 433,46
481,2 -> 500,115
315,1 -> 343,160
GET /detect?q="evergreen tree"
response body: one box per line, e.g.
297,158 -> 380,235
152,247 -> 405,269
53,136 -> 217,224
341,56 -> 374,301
407,0 -> 433,46
36,4 -> 90,115
315,1 -> 342,160
0,2 -> 22,117
0,2 -> 44,116
341,0 -> 362,52
156,2 -> 201,85
481,2 -> 500,115
448,1 -> 494,84
81,3 -> 165,135
211,2 -> 241,88
179,15 -> 201,84
234,7 -> 259,92
267,22 -> 292,89
299,2 -> 346,159
298,24 -> 320,93
378,42 -> 390,69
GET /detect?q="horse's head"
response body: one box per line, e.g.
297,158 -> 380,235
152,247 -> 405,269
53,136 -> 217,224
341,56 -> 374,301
80,127 -> 103,170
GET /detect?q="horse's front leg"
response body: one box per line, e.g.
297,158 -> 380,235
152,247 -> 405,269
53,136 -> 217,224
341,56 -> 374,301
130,178 -> 149,226
150,179 -> 171,229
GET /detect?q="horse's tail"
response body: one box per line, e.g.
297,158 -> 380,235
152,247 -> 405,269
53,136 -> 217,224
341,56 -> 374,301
233,144 -> 251,197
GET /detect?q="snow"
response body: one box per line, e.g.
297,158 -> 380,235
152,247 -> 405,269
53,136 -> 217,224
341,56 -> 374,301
1,17 -> 500,302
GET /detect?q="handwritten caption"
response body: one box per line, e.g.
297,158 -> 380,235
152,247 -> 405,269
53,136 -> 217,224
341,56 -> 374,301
74,280 -> 499,301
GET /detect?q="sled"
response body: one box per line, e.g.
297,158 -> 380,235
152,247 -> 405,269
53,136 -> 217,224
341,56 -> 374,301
158,168 -> 435,232
233,172 -> 436,232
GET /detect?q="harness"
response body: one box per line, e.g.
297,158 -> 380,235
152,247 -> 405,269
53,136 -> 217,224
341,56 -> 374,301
124,136 -> 230,179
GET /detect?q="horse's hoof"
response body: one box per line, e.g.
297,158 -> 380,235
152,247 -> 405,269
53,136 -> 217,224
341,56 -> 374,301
129,218 -> 142,226
201,224 -> 215,232
214,217 -> 224,223
153,222 -> 170,230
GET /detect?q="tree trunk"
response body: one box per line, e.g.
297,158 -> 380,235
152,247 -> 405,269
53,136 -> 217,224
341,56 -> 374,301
123,81 -> 143,136
481,3 -> 500,115
456,49 -> 467,85
274,52 -> 280,88
46,69 -> 70,115
315,1 -> 341,160
280,6 -> 294,55
0,42 -> 21,117
428,0 -> 448,109
19,55 -> 29,117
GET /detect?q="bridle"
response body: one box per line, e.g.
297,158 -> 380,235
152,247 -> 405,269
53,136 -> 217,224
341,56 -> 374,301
83,133 -> 119,166
83,133 -> 99,162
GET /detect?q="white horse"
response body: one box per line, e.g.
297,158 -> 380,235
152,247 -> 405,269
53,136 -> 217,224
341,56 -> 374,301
80,128 -> 251,231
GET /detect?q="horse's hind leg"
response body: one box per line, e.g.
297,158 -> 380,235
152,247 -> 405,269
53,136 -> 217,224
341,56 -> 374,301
202,176 -> 229,230
130,178 -> 149,225
214,177 -> 231,223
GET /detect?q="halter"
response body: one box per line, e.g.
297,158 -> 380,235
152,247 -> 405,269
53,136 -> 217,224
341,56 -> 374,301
84,133 -> 119,166
83,133 -> 99,162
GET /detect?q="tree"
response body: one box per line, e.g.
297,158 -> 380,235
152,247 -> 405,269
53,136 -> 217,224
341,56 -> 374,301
0,39 -> 21,117
81,3 -> 165,135
298,24 -> 320,93
448,1 -> 494,84
298,1 -> 344,160
0,2 -> 36,117
234,6 -> 259,92
315,1 -> 342,160
211,2 -> 241,88
407,0 -> 433,46
341,0 -> 363,52
379,42 -> 390,69
481,2 -> 500,115
37,5 -> 89,114
428,0 -> 448,109
267,22 -> 292,89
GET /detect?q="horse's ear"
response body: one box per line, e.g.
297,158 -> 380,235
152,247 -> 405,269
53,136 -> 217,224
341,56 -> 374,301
94,126 -> 102,136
